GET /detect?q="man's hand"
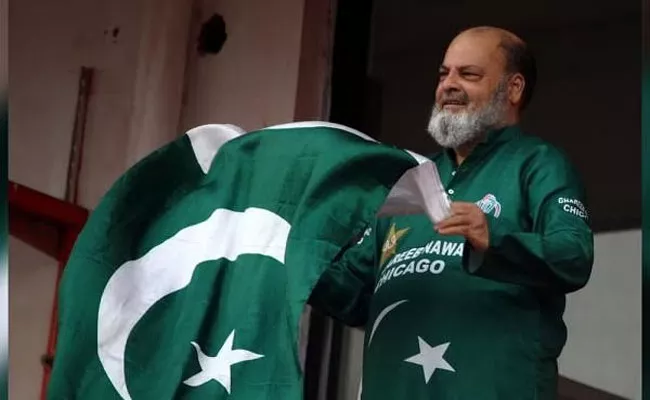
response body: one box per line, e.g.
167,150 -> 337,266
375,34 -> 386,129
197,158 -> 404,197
435,202 -> 489,251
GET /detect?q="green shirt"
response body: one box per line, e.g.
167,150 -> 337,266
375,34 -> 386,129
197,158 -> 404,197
310,125 -> 594,400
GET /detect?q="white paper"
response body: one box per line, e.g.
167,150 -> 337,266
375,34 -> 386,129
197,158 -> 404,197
377,161 -> 452,224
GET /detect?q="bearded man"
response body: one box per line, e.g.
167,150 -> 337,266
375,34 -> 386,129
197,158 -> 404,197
309,26 -> 594,399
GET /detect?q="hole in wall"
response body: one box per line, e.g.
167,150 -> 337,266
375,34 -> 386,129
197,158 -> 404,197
198,14 -> 227,56
103,26 -> 120,44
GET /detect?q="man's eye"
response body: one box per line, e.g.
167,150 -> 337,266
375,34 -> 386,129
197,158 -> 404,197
462,72 -> 480,79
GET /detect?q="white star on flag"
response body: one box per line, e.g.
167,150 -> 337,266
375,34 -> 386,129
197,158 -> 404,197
184,330 -> 264,393
404,337 -> 455,383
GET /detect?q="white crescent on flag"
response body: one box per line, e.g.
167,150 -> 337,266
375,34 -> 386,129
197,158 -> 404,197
96,207 -> 291,400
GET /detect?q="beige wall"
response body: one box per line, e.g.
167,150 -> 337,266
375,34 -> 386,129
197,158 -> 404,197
9,0 -> 143,206
9,0 -> 191,209
124,0 -> 192,170
180,0 -> 305,132
9,0 -> 145,397
8,238 -> 57,400
8,0 -> 311,398
559,229 -> 642,399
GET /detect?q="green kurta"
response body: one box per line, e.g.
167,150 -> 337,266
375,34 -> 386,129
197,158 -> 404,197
310,125 -> 594,400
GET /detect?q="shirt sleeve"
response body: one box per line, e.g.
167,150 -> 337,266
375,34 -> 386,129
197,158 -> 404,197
463,144 -> 594,293
308,223 -> 379,327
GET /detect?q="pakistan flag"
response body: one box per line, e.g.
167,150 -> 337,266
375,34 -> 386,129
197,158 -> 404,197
47,122 -> 427,400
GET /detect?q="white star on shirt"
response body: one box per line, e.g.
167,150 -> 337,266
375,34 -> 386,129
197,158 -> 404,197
183,330 -> 264,394
404,338 -> 455,383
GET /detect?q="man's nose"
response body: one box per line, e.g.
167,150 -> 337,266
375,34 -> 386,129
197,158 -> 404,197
438,72 -> 462,92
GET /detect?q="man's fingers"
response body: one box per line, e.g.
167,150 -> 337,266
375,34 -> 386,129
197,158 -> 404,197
450,202 -> 477,214
435,215 -> 470,230
436,226 -> 467,236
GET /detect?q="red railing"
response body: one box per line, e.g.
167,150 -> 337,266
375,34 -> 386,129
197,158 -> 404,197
8,181 -> 88,400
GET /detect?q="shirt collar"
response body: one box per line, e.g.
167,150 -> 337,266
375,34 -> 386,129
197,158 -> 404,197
442,124 -> 521,168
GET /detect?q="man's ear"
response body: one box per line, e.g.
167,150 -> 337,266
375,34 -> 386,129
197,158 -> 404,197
508,73 -> 525,105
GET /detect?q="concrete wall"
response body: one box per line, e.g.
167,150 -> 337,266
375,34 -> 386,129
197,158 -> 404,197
8,238 -> 58,400
10,0 -> 142,206
8,0 -> 309,398
123,0 -> 193,170
559,230 -> 642,399
9,0 -> 191,207
9,0 -> 145,397
180,0 -> 305,132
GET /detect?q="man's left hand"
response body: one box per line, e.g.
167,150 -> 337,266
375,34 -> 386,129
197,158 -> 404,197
435,202 -> 489,251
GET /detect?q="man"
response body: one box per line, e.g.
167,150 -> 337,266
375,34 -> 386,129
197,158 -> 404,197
309,27 -> 594,399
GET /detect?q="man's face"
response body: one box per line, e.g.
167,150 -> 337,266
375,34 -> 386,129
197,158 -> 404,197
427,32 -> 510,149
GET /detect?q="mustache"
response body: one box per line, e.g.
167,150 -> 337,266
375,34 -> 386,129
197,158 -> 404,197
438,90 -> 469,106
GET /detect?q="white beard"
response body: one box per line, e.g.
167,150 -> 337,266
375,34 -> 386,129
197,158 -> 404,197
427,84 -> 509,149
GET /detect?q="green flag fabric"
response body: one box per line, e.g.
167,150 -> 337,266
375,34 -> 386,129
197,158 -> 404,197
47,122 -> 426,400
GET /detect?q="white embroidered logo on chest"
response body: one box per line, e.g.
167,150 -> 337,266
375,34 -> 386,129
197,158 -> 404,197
476,194 -> 502,218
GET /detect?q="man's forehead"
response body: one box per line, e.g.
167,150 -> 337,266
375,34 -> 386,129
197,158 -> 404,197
441,32 -> 506,71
